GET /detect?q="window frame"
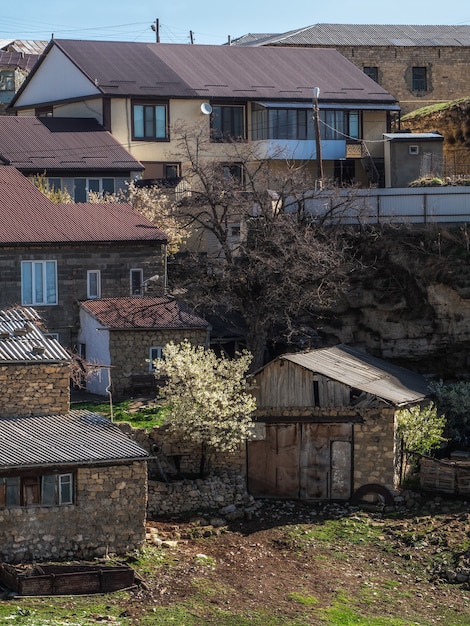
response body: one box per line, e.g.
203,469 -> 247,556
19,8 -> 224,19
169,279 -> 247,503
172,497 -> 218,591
130,268 -> 143,296
0,70 -> 15,93
363,66 -> 379,83
149,346 -> 163,371
21,260 -> 58,306
132,101 -> 169,141
87,269 -> 101,299
0,473 -> 74,508
412,66 -> 427,92
211,104 -> 246,142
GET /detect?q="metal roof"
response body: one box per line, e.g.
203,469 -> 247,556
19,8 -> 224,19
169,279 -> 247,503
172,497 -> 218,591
0,307 -> 70,363
232,24 -> 470,47
0,51 -> 40,71
0,166 -> 167,245
0,409 -> 148,469
0,116 -> 144,173
280,344 -> 429,406
384,132 -> 444,141
81,296 -> 209,330
14,39 -> 396,106
0,40 -> 47,55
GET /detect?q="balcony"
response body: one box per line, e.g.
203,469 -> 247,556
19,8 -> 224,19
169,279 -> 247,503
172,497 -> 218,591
251,138 -> 347,161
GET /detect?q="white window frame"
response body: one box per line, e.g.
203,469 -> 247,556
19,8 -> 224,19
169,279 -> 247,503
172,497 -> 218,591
149,346 -> 163,371
21,260 -> 58,306
87,269 -> 101,299
130,268 -> 143,296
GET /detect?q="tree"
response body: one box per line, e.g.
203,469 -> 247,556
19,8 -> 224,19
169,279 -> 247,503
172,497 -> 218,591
32,173 -> 73,203
154,340 -> 256,477
396,401 -> 447,482
168,121 -> 361,369
431,381 -> 470,447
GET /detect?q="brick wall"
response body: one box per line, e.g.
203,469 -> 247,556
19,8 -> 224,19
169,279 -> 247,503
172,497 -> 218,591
0,362 -> 70,417
0,461 -> 147,563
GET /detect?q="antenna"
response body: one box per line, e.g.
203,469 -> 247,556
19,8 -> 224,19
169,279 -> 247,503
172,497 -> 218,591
200,102 -> 213,115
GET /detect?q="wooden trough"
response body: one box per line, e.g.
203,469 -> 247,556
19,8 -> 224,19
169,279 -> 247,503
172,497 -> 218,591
0,562 -> 135,596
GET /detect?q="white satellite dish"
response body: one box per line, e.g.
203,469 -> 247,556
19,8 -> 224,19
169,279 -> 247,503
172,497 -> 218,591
200,102 -> 213,115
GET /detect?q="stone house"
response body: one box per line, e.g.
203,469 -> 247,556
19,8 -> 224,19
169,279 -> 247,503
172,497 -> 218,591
78,296 -> 210,397
0,306 -> 149,563
247,344 -> 430,502
0,165 -> 168,348
230,24 -> 470,116
0,40 -> 45,112
0,115 -> 144,200
10,38 -> 398,188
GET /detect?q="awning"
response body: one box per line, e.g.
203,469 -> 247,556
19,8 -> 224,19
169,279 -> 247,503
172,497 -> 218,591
253,101 -> 400,111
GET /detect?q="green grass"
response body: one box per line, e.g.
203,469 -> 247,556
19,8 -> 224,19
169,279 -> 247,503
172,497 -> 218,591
73,399 -> 166,430
401,97 -> 469,121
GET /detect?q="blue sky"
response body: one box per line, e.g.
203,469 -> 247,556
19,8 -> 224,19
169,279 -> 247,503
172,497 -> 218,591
3,0 -> 470,45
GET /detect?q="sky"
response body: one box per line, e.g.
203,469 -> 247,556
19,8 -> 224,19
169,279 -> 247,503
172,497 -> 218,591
2,1 -> 470,46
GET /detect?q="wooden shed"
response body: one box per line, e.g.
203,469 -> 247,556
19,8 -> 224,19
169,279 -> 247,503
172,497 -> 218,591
247,345 -> 430,502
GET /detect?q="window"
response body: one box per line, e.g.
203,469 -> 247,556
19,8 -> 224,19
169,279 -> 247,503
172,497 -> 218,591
321,110 -> 360,140
409,145 -> 419,155
252,105 -> 313,141
133,102 -> 168,140
87,270 -> 101,299
364,67 -> 379,83
0,70 -> 14,92
211,105 -> 245,141
412,67 -> 427,91
222,163 -> 244,183
21,260 -> 57,306
73,178 -> 115,202
149,346 -> 163,371
130,269 -> 143,296
0,473 -> 73,507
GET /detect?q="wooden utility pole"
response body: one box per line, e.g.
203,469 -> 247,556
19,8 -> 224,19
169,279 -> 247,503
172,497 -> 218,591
151,18 -> 160,43
313,87 -> 324,188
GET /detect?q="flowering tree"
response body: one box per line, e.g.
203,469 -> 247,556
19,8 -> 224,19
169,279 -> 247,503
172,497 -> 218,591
154,340 -> 256,476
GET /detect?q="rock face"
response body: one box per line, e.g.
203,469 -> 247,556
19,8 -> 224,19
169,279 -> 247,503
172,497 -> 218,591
317,225 -> 470,379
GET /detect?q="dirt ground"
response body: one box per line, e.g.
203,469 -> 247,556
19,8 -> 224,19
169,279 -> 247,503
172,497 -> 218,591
121,497 -> 470,625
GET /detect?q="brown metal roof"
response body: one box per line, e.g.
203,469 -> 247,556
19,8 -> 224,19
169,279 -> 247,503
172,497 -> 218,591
0,410 -> 148,469
0,116 -> 143,172
81,296 -> 209,330
280,344 -> 429,406
232,24 -> 470,48
0,307 -> 70,363
20,39 -> 396,105
0,51 -> 40,71
0,166 -> 167,245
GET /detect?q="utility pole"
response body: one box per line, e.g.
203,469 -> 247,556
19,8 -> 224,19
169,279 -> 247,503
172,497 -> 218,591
151,18 -> 160,43
313,87 -> 324,189
189,30 -> 194,44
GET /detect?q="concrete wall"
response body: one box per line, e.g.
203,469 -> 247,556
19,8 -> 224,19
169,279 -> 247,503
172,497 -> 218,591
0,461 -> 147,563
0,242 -> 165,348
0,362 -> 70,417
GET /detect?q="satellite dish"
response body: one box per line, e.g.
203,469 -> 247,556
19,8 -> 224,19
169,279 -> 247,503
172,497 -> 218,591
200,102 -> 213,115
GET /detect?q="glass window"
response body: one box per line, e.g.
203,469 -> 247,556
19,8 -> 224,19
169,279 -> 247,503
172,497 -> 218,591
211,105 -> 245,141
59,474 -> 73,504
87,270 -> 101,299
0,71 -> 15,92
252,105 -> 313,141
130,269 -> 143,296
0,474 -> 73,508
149,346 -> 163,371
412,67 -> 427,91
22,260 -> 57,306
48,178 -> 62,191
133,103 -> 168,140
364,67 -> 379,83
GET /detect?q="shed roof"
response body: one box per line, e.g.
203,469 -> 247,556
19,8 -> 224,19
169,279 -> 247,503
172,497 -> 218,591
0,410 -> 148,469
80,296 -> 209,330
0,166 -> 167,245
0,116 -> 143,172
0,307 -> 69,363
0,39 -> 47,55
231,24 -> 470,48
0,51 -> 40,71
384,132 -> 444,142
13,39 -> 396,106
280,344 -> 429,406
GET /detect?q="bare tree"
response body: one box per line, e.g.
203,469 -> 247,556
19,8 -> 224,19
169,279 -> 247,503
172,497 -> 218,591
168,122 -> 359,370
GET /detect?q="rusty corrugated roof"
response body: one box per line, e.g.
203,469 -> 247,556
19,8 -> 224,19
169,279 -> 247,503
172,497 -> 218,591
0,410 -> 148,469
81,296 -> 209,330
0,50 -> 39,71
0,39 -> 47,55
18,39 -> 396,105
280,344 -> 429,406
0,307 -> 70,363
232,24 -> 470,48
0,166 -> 167,245
0,116 -> 143,172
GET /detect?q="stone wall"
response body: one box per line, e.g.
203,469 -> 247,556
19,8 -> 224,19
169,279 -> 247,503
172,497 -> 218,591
0,362 -> 70,417
109,329 -> 208,398
0,461 -> 147,563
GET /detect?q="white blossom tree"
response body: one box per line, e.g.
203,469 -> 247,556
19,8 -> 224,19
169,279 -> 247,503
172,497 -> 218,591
154,340 -> 256,476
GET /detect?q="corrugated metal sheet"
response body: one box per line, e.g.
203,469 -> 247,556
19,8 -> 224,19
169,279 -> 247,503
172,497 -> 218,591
0,117 -> 143,172
0,307 -> 69,363
0,166 -> 167,245
0,40 -> 47,55
81,296 -> 209,330
18,39 -> 396,106
0,410 -> 148,468
281,344 -> 429,406
233,24 -> 470,48
0,51 -> 39,71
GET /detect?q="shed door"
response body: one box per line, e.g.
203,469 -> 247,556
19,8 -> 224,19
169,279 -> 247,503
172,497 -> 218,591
248,423 -> 352,500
